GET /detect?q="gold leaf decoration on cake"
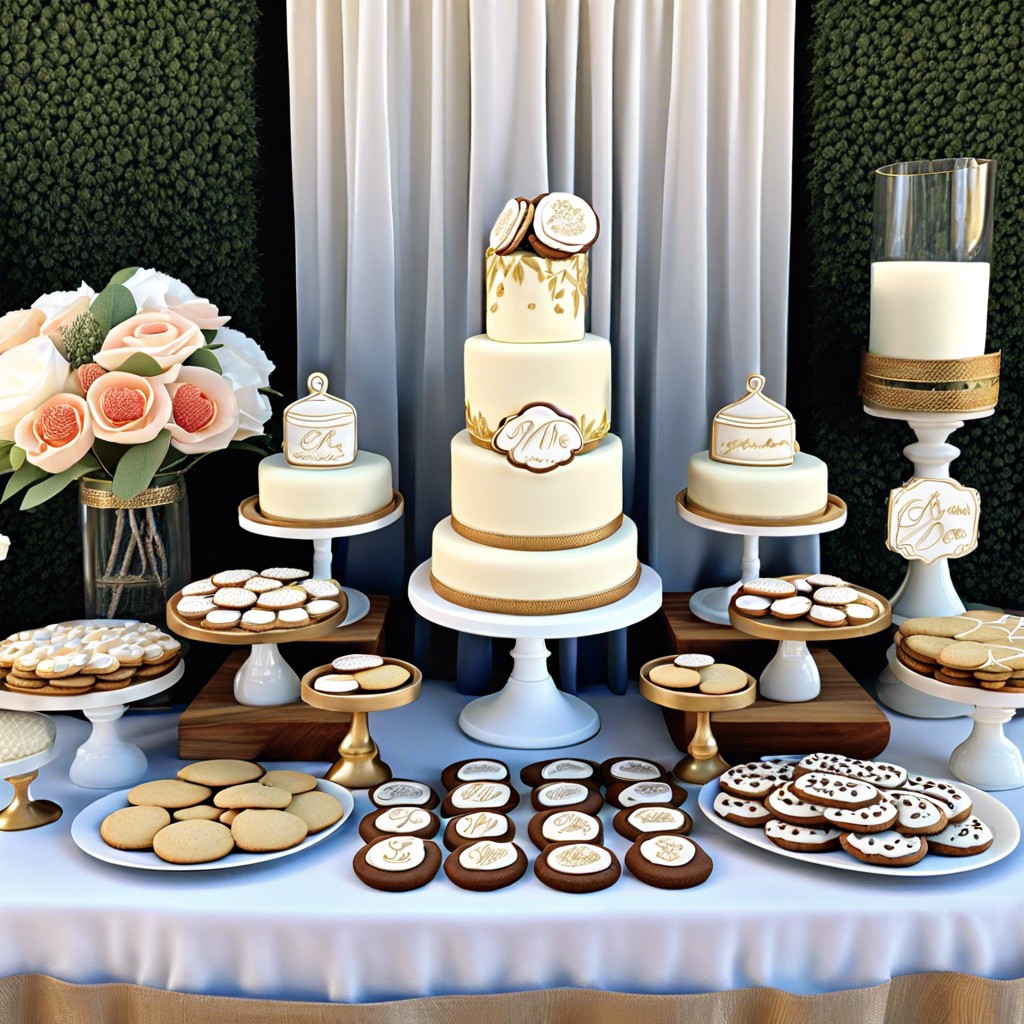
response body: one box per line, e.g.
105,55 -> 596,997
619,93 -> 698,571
577,409 -> 610,443
465,402 -> 493,441
485,251 -> 587,317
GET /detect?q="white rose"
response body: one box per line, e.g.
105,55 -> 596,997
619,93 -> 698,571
0,534 -> 9,560
0,336 -> 71,440
31,283 -> 96,322
121,268 -> 229,331
215,327 -> 275,440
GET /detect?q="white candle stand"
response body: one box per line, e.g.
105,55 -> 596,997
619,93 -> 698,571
0,661 -> 184,788
675,491 -> 848,625
887,647 -> 1024,791
408,561 -> 662,748
238,492 -> 404,628
865,404 -> 993,719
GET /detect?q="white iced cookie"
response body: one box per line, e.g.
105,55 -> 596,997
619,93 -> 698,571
531,192 -> 599,255
674,653 -> 714,668
332,654 -> 384,672
314,674 -> 360,694
364,836 -> 426,872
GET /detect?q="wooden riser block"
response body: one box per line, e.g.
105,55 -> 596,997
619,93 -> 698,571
177,596 -> 388,763
658,593 -> 891,762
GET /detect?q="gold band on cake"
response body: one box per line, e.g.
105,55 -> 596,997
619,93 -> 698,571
859,350 -> 1001,413
449,513 -> 623,551
681,492 -> 830,524
429,563 -> 641,615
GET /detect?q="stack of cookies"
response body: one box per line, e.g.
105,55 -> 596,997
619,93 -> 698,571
645,654 -> 749,696
99,759 -> 346,865
730,574 -> 883,628
174,568 -> 344,633
712,752 -> 993,868
0,621 -> 181,696
895,613 -> 1024,692
312,655 -> 412,694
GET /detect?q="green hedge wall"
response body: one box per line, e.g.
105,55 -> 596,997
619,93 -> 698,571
0,0 -> 261,632
805,0 -> 1024,608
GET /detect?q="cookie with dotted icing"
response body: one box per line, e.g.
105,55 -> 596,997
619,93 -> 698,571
741,578 -> 797,599
443,811 -> 515,851
822,798 -> 899,834
534,841 -> 621,893
441,781 -> 519,817
625,834 -> 713,889
887,790 -> 950,835
530,782 -> 603,815
520,758 -> 601,789
332,653 -> 384,672
790,771 -> 880,809
811,586 -> 861,606
794,753 -> 907,789
711,792 -> 772,828
900,775 -> 973,823
441,758 -> 510,790
210,569 -> 258,587
353,835 -> 442,891
444,840 -> 528,891
804,573 -> 845,589
764,782 -> 828,826
764,819 -> 842,852
839,830 -> 928,867
927,816 -> 994,857
718,761 -> 794,799
674,653 -> 715,669
528,808 -> 604,850
359,806 -> 440,843
605,778 -> 686,810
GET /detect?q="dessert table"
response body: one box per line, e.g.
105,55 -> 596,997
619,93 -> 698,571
1,678 -> 1023,1024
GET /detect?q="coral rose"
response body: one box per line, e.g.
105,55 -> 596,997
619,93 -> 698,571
86,371 -> 172,445
15,393 -> 95,473
0,307 -> 45,356
94,310 -> 204,383
0,335 -> 70,440
166,366 -> 240,454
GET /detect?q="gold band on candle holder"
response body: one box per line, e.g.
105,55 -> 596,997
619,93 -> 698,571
859,350 -> 1001,413
429,563 -> 641,615
449,513 -> 623,551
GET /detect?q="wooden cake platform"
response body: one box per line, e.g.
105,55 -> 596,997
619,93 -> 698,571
658,593 -> 891,761
177,596 -> 387,762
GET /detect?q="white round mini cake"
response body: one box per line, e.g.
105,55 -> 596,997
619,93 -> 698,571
258,451 -> 393,523
686,450 -> 829,522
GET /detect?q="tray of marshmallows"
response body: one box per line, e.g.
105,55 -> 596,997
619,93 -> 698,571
728,574 -> 891,636
166,568 -> 348,642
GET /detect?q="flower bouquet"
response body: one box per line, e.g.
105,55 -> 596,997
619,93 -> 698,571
0,267 -> 276,616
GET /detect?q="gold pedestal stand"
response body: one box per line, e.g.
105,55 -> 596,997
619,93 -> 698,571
300,660 -> 422,789
639,657 -> 756,785
0,748 -> 62,831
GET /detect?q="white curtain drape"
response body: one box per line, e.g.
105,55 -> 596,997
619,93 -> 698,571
286,0 -> 811,611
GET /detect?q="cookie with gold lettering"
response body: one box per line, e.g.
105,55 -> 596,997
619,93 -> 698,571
441,780 -> 519,817
604,778 -> 687,810
368,779 -> 440,811
359,806 -> 441,843
442,811 -> 515,851
519,757 -> 602,790
443,839 -> 528,891
528,808 -> 603,850
352,835 -> 442,892
625,834 -> 713,889
534,841 -> 621,893
529,781 -> 603,815
613,804 -> 694,841
599,757 -> 669,786
441,758 -> 510,791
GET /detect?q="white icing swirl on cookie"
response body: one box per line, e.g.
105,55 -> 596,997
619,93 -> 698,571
542,811 -> 600,843
617,781 -> 673,807
365,836 -> 426,872
608,759 -> 661,781
639,835 -> 696,867
458,840 -> 518,872
456,760 -> 507,781
630,806 -> 691,831
536,782 -> 588,807
375,807 -> 431,834
450,782 -> 511,809
455,812 -> 506,839
540,759 -> 594,780
547,843 -> 611,875
374,781 -> 431,806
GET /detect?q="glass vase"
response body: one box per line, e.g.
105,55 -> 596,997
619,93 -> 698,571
79,473 -> 191,625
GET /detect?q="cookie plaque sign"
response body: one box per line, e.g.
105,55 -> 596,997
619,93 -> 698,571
887,477 -> 980,564
284,372 -> 357,468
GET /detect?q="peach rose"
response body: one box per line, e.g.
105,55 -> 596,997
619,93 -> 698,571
14,393 -> 95,474
40,294 -> 92,347
94,310 -> 204,383
86,371 -> 172,445
166,366 -> 240,454
0,307 -> 45,355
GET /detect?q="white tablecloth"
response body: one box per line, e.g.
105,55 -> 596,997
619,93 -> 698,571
1,679 -> 1022,1002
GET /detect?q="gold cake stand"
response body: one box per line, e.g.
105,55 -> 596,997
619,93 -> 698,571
300,659 -> 422,788
639,656 -> 756,785
0,745 -> 61,831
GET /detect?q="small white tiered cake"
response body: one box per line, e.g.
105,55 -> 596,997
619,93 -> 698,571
685,375 -> 829,522
257,372 -> 394,522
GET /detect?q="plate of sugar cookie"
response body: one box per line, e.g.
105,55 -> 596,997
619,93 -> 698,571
698,752 -> 1018,877
72,759 -> 354,871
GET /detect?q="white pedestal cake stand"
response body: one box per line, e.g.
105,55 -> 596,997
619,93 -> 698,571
887,647 -> 1024,790
675,490 -> 848,625
865,404 -> 992,719
408,560 -> 662,748
238,492 -> 404,627
0,661 -> 184,788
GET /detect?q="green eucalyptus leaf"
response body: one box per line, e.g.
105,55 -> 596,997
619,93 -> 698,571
1,463 -> 47,504
91,438 -> 128,475
112,430 -> 172,501
201,329 -> 219,345
90,282 -> 138,335
113,351 -> 165,377
20,456 -> 101,510
108,266 -> 140,286
259,386 -> 284,398
8,444 -> 25,471
185,347 -> 223,374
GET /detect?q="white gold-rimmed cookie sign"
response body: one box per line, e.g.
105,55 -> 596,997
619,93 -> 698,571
887,477 -> 980,564
284,372 -> 357,468
492,402 -> 583,473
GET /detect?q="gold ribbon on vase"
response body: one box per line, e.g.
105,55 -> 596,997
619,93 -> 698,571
79,475 -> 186,510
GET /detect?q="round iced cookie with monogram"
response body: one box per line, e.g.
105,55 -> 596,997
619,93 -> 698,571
368,779 -> 440,811
527,192 -> 600,258
443,811 -> 516,851
534,841 -> 621,893
599,757 -> 669,787
613,804 -> 694,841
528,808 -> 604,851
604,777 -> 687,810
529,782 -> 603,815
358,806 -> 440,843
625,834 -> 714,889
353,835 -> 442,891
519,757 -> 602,790
440,781 -> 519,817
441,758 -> 510,791
444,839 -> 528,891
